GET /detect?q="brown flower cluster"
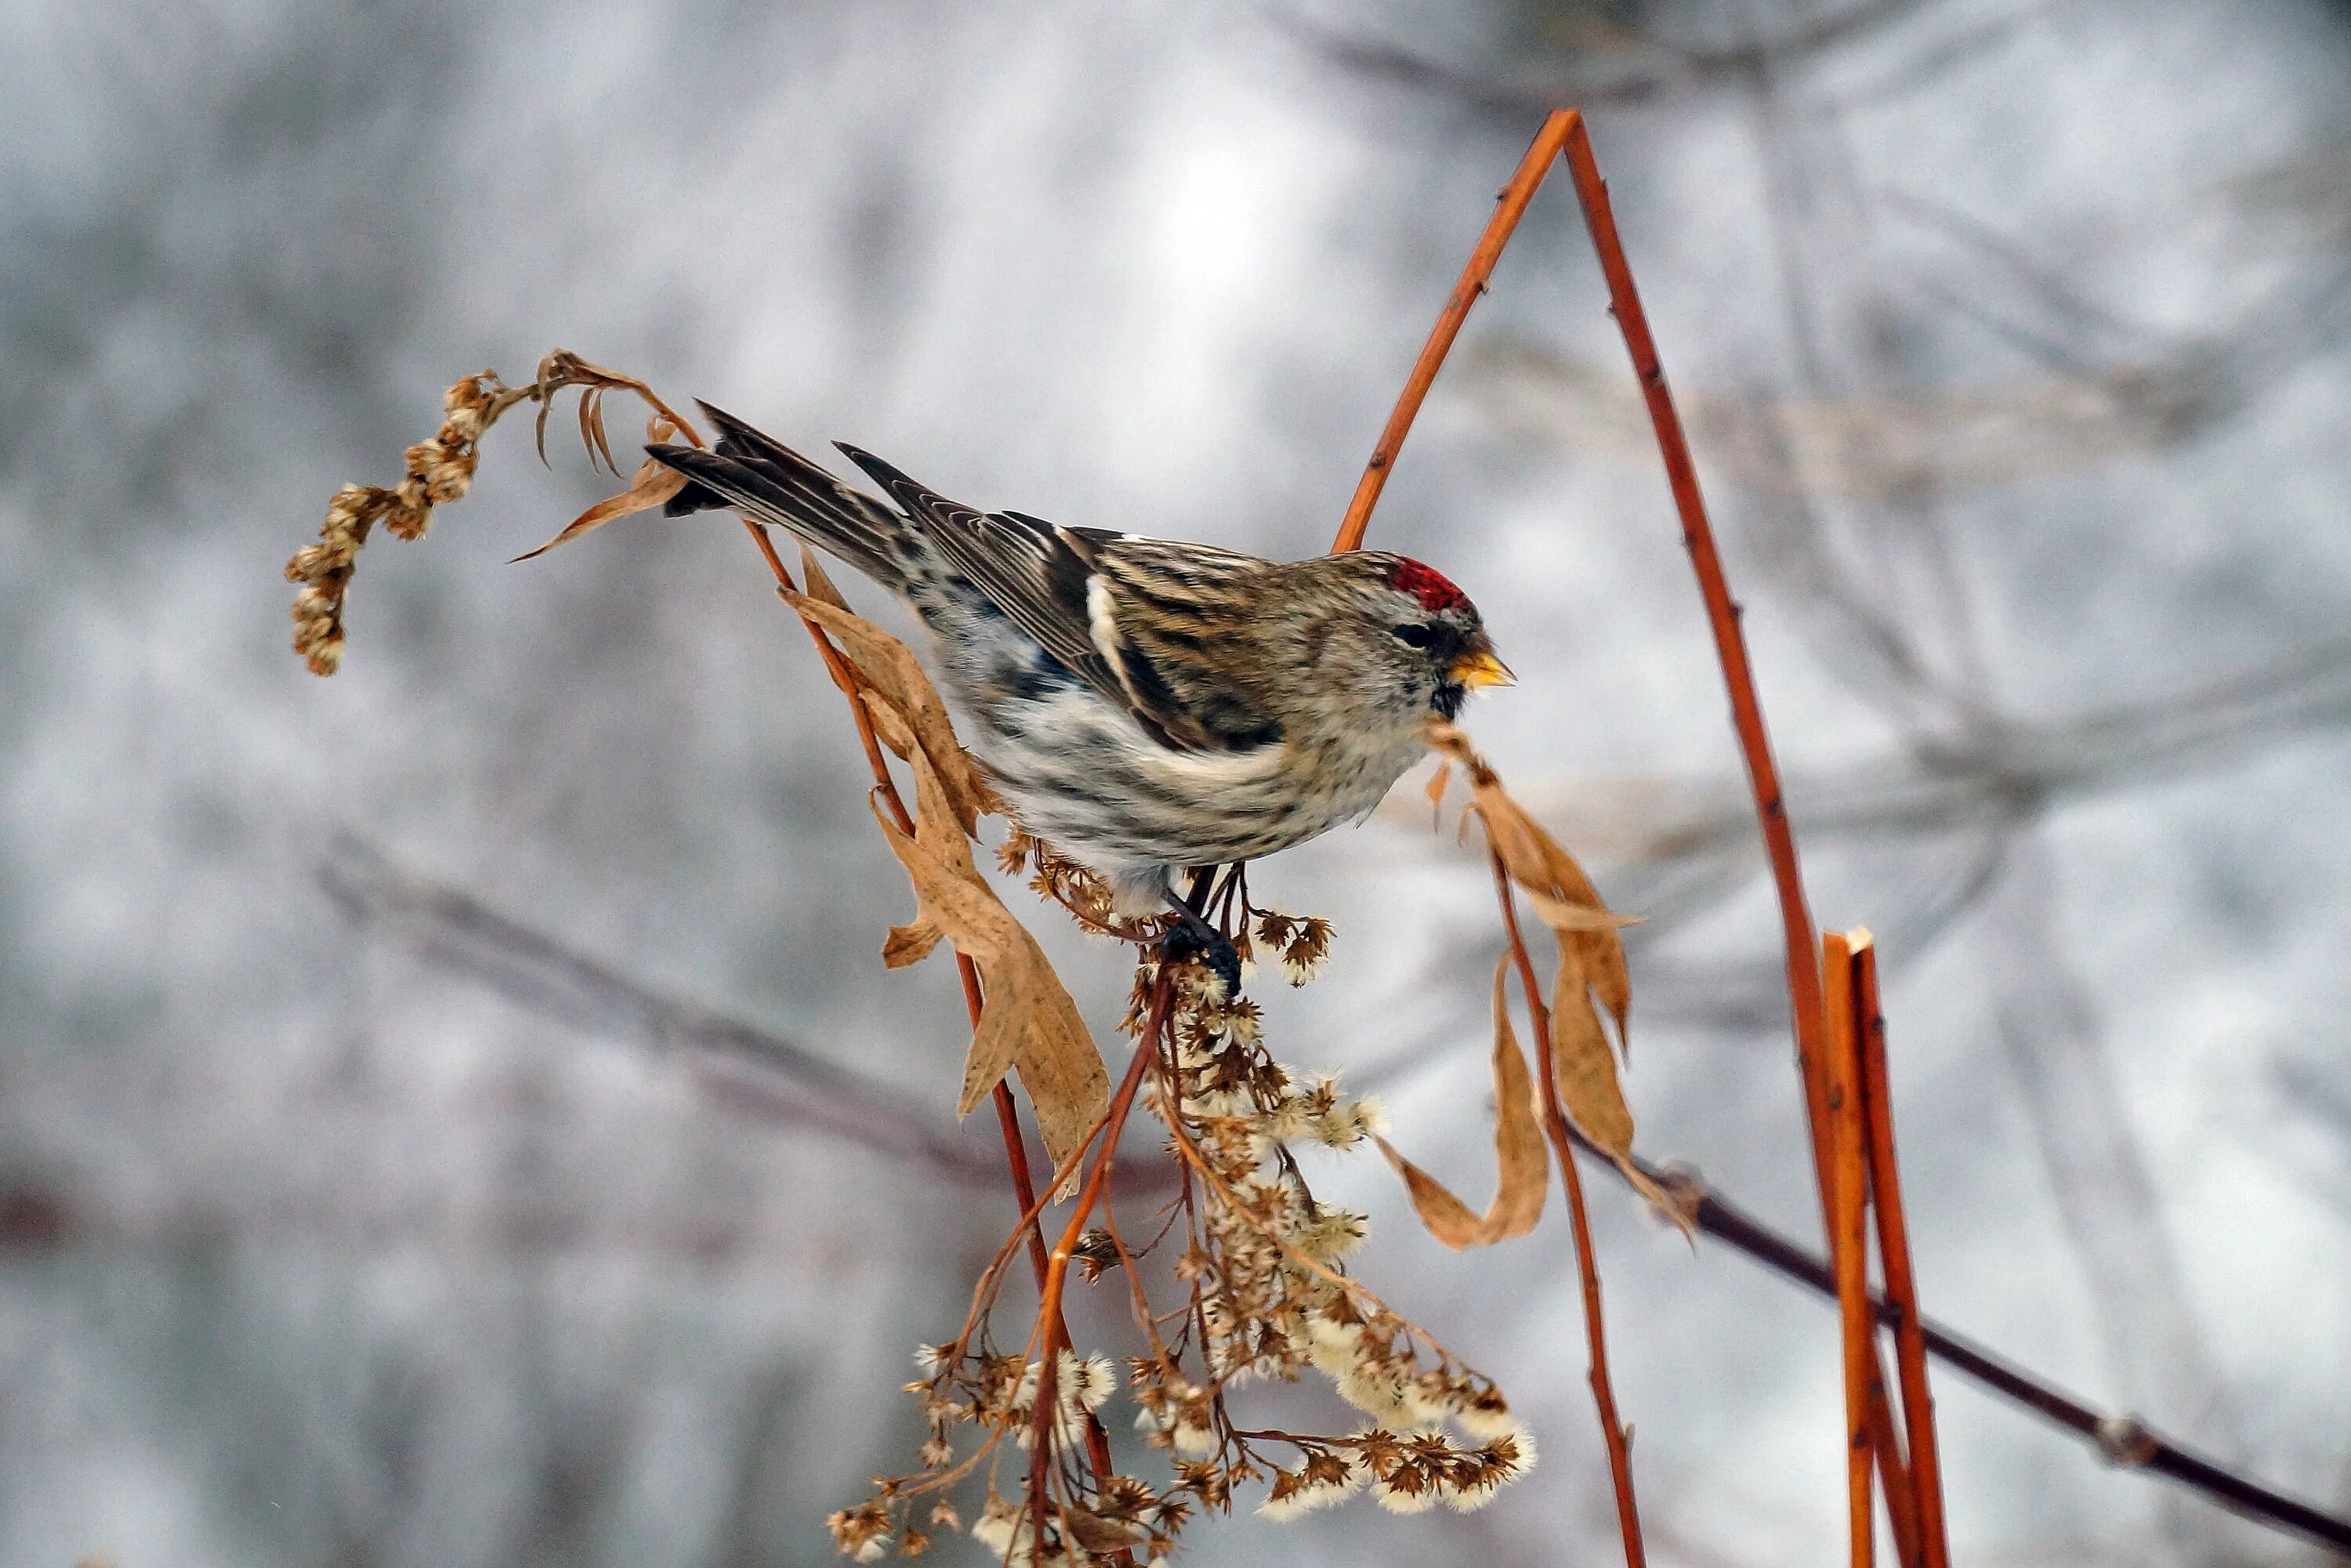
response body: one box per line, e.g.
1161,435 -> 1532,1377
285,371 -> 524,673
286,351 -> 702,677
827,914 -> 1534,1564
998,829 -> 1127,936
1230,909 -> 1333,987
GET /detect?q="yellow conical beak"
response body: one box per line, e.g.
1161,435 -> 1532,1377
1450,649 -> 1516,690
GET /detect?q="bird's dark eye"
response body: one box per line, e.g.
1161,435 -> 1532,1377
1392,623 -> 1436,649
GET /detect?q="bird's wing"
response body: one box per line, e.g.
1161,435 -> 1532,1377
834,447 -> 1280,753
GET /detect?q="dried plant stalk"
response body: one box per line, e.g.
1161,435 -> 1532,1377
1824,931 -> 1879,1568
1855,943 -> 1953,1568
841,933 -> 1541,1563
284,352 -> 703,675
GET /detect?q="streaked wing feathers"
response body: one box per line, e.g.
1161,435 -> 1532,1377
835,446 -> 1278,753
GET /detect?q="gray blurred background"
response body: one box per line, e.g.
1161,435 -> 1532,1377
4,1 -> 2349,1564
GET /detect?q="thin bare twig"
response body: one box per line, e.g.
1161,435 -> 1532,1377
316,838 -> 996,1182
1634,1153 -> 2351,1555
1025,969 -> 1172,1553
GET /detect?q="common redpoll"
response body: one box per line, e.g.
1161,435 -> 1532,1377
649,407 -> 1510,952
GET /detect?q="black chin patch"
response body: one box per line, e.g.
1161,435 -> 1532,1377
1432,683 -> 1466,720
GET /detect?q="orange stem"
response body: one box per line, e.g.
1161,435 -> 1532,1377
1554,118 -> 1933,1563
1856,944 -> 1953,1568
1331,110 -> 1583,553
1554,114 -> 1832,1141
1027,970 -> 1172,1551
1494,854 -> 1646,1568
1824,933 -> 1877,1568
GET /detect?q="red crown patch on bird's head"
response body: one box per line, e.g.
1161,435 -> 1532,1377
1390,557 -> 1471,615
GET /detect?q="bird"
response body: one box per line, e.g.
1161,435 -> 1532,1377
647,406 -> 1511,987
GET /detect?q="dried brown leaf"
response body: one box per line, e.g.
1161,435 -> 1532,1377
530,351 -> 700,466
792,551 -> 904,763
1425,718 -> 1633,1050
907,741 -> 979,883
1551,940 -> 1688,1235
509,456 -> 688,562
580,386 -> 613,473
784,591 -> 990,837
860,689 -> 918,761
866,793 -> 1107,1169
1425,759 -> 1452,831
796,541 -> 853,614
1062,1508 -> 1151,1553
882,921 -> 944,969
1550,941 -> 1633,1155
1516,890 -> 1641,934
1372,956 -> 1549,1249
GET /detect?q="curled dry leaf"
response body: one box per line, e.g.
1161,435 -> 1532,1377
785,544 -> 920,757
1061,1507 -> 1153,1554
529,350 -> 699,471
770,578 -> 1105,1158
1424,717 -> 1632,1043
509,447 -> 690,562
860,689 -> 921,765
1425,759 -> 1453,832
1422,719 -> 1687,1234
795,541 -> 853,614
510,353 -> 710,559
1373,956 -> 1549,1249
1549,942 -> 1632,1154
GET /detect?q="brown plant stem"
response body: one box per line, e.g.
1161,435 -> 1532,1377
1493,853 -> 1647,1568
1541,112 -> 1952,1560
734,515 -> 1118,1498
1027,969 -> 1174,1553
1331,112 -> 1581,552
1854,943 -> 1953,1568
1824,932 -> 1879,1568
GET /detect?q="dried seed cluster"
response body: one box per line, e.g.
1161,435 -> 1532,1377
1231,910 -> 1333,987
285,372 -> 520,674
828,901 -> 1534,1564
999,829 -> 1125,936
288,351 -> 703,677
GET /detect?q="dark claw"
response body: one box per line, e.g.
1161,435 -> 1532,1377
1158,918 -> 1241,1000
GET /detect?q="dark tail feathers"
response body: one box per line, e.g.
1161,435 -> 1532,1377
645,404 -> 916,593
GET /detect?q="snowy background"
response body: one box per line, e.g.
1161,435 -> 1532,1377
3,2 -> 2349,1564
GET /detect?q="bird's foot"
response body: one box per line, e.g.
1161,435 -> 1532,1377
1158,907 -> 1241,1001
